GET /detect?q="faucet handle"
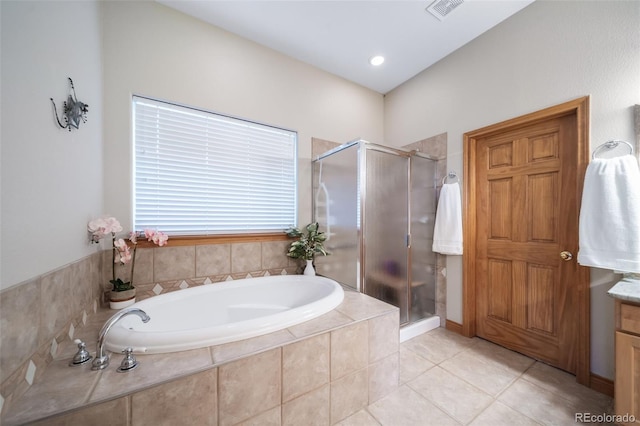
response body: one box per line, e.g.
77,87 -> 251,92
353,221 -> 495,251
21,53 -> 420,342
69,339 -> 93,367
117,347 -> 138,373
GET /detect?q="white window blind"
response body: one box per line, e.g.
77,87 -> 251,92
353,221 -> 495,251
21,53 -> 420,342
133,96 -> 297,235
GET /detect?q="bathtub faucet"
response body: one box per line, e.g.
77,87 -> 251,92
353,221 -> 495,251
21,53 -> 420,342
91,308 -> 150,371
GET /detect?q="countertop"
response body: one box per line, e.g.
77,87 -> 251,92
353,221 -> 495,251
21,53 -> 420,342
607,274 -> 640,304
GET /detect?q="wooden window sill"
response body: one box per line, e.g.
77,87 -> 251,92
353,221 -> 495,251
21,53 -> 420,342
135,233 -> 291,248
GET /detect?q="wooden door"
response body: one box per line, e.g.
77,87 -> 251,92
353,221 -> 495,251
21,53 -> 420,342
464,98 -> 590,384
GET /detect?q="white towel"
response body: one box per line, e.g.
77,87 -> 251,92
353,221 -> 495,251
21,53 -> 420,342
577,155 -> 640,272
433,182 -> 463,255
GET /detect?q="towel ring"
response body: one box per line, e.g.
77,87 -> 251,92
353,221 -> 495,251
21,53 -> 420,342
592,140 -> 634,160
442,171 -> 460,185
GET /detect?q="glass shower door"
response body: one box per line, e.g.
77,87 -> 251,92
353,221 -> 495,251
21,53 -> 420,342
313,144 -> 360,290
410,154 -> 437,322
362,148 -> 410,324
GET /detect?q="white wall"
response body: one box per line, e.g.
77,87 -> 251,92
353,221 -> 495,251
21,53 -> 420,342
101,1 -> 384,232
0,1 -> 103,290
384,0 -> 640,379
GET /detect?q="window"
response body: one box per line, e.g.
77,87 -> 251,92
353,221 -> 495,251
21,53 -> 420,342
132,96 -> 297,235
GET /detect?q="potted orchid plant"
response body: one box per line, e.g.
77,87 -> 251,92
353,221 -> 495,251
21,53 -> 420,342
88,216 -> 168,309
285,222 -> 329,276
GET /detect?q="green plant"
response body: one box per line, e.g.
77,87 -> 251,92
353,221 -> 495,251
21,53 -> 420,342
285,222 -> 329,261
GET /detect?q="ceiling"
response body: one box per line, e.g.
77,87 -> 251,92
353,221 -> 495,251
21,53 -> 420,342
158,0 -> 535,94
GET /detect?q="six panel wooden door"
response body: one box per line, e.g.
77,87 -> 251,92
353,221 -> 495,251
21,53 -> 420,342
475,113 -> 580,373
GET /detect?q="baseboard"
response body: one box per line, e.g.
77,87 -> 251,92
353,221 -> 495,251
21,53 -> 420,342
590,373 -> 614,397
446,320 -> 463,335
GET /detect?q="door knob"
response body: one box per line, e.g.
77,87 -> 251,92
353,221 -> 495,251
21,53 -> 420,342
560,251 -> 573,261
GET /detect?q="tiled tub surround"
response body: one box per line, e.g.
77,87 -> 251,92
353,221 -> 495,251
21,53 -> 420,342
0,252 -> 103,416
2,290 -> 399,425
101,240 -> 300,301
0,239 -> 299,418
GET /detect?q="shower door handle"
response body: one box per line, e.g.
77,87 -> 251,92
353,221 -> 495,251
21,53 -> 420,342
406,234 -> 411,248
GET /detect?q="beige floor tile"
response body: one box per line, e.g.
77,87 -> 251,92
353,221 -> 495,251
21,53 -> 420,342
498,378 -> 584,426
440,350 -> 520,396
407,366 -> 493,424
367,385 -> 459,426
469,401 -> 541,426
334,409 -> 381,426
521,362 -> 612,413
401,327 -> 476,364
399,347 -> 434,384
466,338 -> 536,375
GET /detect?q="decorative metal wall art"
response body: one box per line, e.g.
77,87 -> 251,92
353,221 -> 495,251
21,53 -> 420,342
50,78 -> 89,131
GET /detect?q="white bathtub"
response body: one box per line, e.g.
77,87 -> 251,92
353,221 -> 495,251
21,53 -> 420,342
105,275 -> 344,354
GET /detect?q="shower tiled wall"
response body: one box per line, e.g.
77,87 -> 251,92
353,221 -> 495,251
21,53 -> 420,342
402,132 -> 448,326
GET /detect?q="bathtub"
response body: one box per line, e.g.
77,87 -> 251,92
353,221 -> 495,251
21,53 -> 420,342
105,275 -> 344,354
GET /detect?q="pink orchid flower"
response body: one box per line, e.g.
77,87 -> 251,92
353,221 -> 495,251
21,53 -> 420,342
153,231 -> 169,247
114,238 -> 132,264
144,229 -> 169,246
88,216 -> 123,241
103,217 -> 123,234
87,217 -> 108,241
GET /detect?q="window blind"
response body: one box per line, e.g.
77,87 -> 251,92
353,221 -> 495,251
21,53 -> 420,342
133,96 -> 297,235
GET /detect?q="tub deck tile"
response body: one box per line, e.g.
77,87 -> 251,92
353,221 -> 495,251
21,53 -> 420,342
212,328 -> 296,365
336,291 -> 398,322
2,359 -> 101,426
88,347 -> 212,403
287,309 -> 354,339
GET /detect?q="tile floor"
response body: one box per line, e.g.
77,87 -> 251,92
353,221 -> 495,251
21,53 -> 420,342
337,327 -> 614,426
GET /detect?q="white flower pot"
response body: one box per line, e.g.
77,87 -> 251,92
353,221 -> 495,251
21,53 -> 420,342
304,259 -> 316,276
109,298 -> 136,310
109,288 -> 136,310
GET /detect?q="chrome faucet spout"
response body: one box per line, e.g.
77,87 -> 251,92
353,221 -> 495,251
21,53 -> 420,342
92,308 -> 150,371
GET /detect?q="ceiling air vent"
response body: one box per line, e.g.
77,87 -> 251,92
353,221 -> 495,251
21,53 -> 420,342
426,0 -> 464,21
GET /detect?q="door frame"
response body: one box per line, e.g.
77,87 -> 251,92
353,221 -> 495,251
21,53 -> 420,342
462,96 -> 591,385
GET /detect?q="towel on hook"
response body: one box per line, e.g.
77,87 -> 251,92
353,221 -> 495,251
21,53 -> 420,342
433,182 -> 463,255
577,155 -> 640,273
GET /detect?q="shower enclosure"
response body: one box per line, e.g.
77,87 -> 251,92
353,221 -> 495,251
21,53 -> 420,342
312,140 -> 437,326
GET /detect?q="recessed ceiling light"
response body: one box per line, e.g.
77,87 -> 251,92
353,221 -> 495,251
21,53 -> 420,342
369,55 -> 385,66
